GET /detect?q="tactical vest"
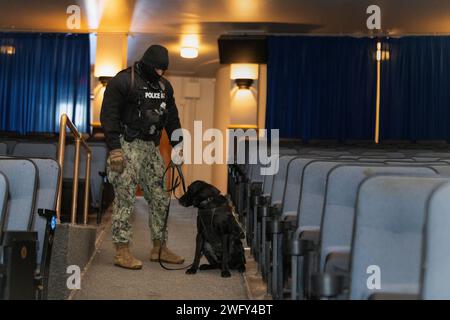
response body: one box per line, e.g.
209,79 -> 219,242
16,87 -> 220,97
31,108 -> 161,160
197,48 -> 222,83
121,64 -> 169,143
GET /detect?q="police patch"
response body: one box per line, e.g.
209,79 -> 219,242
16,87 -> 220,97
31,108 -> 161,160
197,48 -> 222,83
145,92 -> 166,99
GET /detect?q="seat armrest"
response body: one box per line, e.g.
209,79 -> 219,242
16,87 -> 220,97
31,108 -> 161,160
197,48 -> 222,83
310,272 -> 349,299
257,195 -> 271,206
287,238 -> 316,256
268,208 -> 294,235
280,211 -> 297,220
0,262 -> 5,298
299,228 -> 320,243
268,214 -> 285,234
269,203 -> 283,217
250,181 -> 263,195
251,182 -> 263,206
38,208 -> 56,221
324,251 -> 350,274
2,231 -> 38,245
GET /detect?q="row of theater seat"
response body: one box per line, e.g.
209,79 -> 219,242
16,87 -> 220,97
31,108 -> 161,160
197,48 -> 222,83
0,134 -> 110,299
228,141 -> 450,300
0,140 -> 110,223
0,157 -> 59,299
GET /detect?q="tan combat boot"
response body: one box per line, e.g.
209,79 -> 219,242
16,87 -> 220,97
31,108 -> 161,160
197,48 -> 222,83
114,244 -> 143,270
150,240 -> 185,264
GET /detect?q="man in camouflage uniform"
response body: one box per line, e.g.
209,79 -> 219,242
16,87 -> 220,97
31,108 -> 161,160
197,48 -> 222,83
100,45 -> 184,269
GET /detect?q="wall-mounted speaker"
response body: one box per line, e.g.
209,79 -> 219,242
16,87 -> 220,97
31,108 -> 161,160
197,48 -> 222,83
218,35 -> 267,64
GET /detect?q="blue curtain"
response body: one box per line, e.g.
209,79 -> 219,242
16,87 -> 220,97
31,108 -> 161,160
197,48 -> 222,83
0,33 -> 90,134
380,37 -> 450,141
266,36 -> 377,141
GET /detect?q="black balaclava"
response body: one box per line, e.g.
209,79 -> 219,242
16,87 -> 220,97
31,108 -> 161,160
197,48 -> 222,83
137,45 -> 169,83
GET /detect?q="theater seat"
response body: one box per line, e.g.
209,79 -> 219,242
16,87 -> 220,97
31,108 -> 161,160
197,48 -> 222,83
0,159 -> 38,231
421,182 -> 450,299
28,158 -> 59,267
0,143 -> 6,156
308,165 -> 438,299
12,142 -> 57,159
349,175 -> 450,300
0,173 -> 8,233
319,165 -> 437,273
0,159 -> 38,299
257,155 -> 299,286
0,140 -> 18,155
271,156 -> 330,299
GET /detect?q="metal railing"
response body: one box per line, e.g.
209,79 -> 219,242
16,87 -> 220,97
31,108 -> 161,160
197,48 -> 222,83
55,114 -> 92,225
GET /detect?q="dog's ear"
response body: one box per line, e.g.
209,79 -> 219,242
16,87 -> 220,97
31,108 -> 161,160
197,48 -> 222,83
188,180 -> 206,196
203,182 -> 220,196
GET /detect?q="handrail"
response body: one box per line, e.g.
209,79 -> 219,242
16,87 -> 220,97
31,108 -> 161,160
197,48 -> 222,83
56,114 -> 92,225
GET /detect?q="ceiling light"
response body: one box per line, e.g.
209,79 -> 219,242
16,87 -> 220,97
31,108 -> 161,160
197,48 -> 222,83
180,34 -> 199,59
180,47 -> 198,59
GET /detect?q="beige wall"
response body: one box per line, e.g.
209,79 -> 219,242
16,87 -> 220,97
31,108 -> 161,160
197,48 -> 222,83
211,66 -> 231,193
94,33 -> 128,78
166,75 -> 216,187
230,86 -> 258,126
258,64 -> 267,132
92,81 -> 105,124
91,33 -> 128,126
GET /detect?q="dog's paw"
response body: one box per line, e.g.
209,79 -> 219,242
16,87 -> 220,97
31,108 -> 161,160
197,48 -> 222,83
186,268 -> 197,275
221,270 -> 231,278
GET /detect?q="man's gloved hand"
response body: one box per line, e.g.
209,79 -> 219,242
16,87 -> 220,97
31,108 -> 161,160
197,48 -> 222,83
171,143 -> 184,165
109,149 -> 125,173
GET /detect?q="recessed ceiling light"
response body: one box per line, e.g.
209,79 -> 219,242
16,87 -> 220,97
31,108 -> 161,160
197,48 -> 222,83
180,47 -> 198,59
180,34 -> 199,59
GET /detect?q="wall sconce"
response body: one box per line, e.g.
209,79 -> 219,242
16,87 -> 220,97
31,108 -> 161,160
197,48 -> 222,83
0,45 -> 15,55
234,78 -> 254,89
230,63 -> 258,89
180,47 -> 198,59
180,34 -> 199,59
376,41 -> 390,61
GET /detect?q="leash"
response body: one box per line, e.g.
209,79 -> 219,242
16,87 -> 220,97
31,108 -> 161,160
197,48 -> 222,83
157,160 -> 192,271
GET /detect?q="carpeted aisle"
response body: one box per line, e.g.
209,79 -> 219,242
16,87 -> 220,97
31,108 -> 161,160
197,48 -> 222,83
73,198 -> 248,300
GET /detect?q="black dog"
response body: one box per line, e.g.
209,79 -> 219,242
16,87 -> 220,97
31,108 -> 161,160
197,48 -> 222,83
179,180 -> 246,278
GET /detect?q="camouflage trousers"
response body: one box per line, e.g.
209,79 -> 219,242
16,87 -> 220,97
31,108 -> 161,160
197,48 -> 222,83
107,138 -> 170,244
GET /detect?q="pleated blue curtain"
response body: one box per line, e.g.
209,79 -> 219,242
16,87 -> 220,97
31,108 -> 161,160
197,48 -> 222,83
380,37 -> 450,141
266,36 -> 377,141
0,33 -> 90,133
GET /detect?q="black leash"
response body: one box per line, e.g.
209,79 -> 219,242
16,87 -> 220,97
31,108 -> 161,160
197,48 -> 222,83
157,160 -> 192,271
